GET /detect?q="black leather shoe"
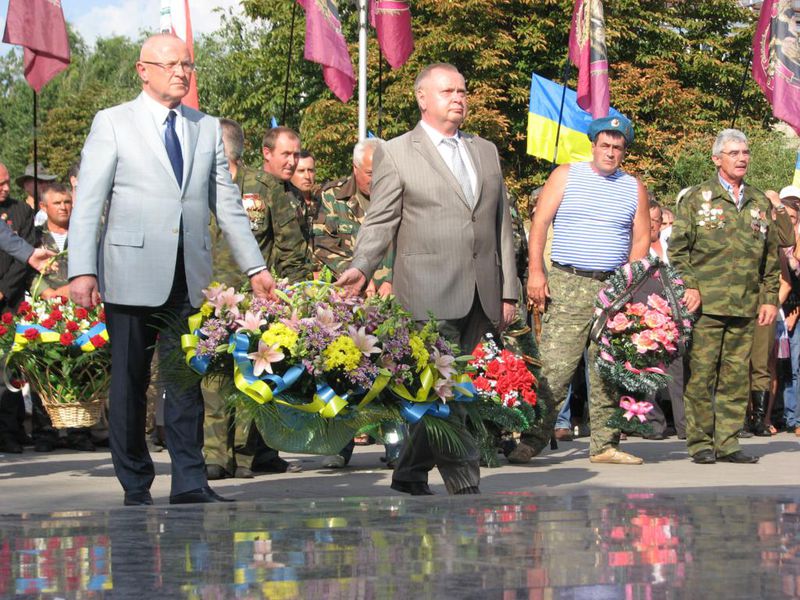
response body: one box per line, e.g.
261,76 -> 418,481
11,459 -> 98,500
454,486 -> 481,495
124,491 -> 154,506
34,439 -> 55,452
642,432 -> 666,440
691,449 -> 716,464
716,450 -> 759,464
169,487 -> 234,504
0,437 -> 23,454
390,480 -> 435,496
205,464 -> 230,480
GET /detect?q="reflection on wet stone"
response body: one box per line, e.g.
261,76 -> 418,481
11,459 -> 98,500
1,492 -> 800,598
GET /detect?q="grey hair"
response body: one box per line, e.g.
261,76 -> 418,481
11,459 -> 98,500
712,128 -> 748,156
353,138 -> 384,167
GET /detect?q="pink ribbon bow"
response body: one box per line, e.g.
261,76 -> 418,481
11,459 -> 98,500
623,361 -> 666,375
619,396 -> 654,422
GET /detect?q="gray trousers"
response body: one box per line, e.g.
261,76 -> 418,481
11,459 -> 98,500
645,356 -> 687,437
393,290 -> 491,494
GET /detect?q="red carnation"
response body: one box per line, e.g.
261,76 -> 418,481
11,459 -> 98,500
0,325 -> 7,337
59,332 -> 74,346
65,321 -> 79,332
41,318 -> 56,330
90,334 -> 107,348
23,328 -> 39,341
75,307 -> 88,320
1,312 -> 12,324
50,309 -> 63,321
472,375 -> 492,392
16,302 -> 31,315
99,310 -> 106,321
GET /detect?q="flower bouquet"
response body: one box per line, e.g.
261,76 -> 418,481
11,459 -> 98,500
4,297 -> 110,428
591,257 -> 693,394
174,279 -> 479,455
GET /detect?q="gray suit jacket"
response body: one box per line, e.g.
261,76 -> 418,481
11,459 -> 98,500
350,123 -> 518,322
68,93 -> 265,307
0,220 -> 32,264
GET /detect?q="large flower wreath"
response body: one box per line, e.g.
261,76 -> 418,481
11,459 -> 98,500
591,257 -> 694,394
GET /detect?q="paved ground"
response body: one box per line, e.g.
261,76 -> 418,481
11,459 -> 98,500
2,432 -> 798,513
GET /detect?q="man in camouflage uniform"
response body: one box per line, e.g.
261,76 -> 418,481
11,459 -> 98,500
247,126 -> 314,282
291,149 -> 322,232
313,137 -> 392,294
509,115 -> 651,466
203,119 -> 301,479
670,128 -> 779,464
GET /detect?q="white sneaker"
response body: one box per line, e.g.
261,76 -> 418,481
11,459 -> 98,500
321,455 -> 346,468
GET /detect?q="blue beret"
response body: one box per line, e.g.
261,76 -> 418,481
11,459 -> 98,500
587,115 -> 634,145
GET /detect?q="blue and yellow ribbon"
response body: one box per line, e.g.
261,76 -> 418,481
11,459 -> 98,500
181,312 -> 212,374
11,322 -> 108,353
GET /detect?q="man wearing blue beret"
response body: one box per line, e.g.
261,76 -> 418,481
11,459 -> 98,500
509,115 -> 651,465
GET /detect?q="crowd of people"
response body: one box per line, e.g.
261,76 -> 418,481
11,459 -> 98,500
0,32 -> 796,505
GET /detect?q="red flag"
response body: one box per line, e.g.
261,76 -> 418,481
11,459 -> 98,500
2,0 -> 70,92
297,0 -> 355,103
160,0 -> 199,110
568,0 -> 609,119
369,1 -> 414,70
753,0 -> 800,134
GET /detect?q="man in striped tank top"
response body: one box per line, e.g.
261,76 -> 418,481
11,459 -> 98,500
508,115 -> 651,465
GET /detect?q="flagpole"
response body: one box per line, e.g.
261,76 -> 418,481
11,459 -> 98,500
358,0 -> 368,141
282,1 -> 298,125
552,58 -> 571,168
377,48 -> 384,139
730,53 -> 752,129
33,90 -> 38,206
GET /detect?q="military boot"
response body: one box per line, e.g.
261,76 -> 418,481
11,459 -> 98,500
750,391 -> 772,437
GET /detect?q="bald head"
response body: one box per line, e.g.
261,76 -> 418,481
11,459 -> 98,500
136,34 -> 192,108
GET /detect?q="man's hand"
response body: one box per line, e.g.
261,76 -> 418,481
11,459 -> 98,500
335,268 -> 367,296
377,281 -> 393,298
27,248 -> 56,273
365,279 -> 377,298
526,270 -> 550,313
683,288 -> 702,313
69,275 -> 102,308
786,308 -> 800,332
757,304 -> 779,326
250,270 -> 276,300
500,300 -> 517,331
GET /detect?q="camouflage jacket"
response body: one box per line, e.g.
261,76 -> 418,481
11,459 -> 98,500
246,168 -> 313,283
669,177 -> 780,317
31,223 -> 68,295
210,165 -> 262,288
312,175 -> 393,285
508,191 -> 529,291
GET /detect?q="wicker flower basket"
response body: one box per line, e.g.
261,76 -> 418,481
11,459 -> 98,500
41,396 -> 105,429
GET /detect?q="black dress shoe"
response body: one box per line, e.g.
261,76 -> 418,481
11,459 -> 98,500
454,486 -> 481,495
124,491 -> 154,506
390,480 -> 435,496
691,449 -> 716,464
0,437 -> 23,454
642,432 -> 666,440
205,464 -> 230,480
716,450 -> 759,464
251,458 -> 302,473
169,487 -> 234,504
34,439 -> 55,452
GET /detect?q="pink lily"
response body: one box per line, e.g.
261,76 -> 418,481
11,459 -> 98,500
248,341 -> 285,376
235,310 -> 267,333
431,347 -> 456,379
348,325 -> 380,356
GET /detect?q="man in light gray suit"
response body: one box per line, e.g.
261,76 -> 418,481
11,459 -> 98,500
69,34 -> 275,506
338,63 -> 518,495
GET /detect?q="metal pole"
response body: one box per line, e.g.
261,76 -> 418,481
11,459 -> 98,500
552,58 -> 571,168
358,0 -> 368,141
730,54 -> 752,129
281,1 -> 298,125
378,48 -> 383,139
33,90 -> 38,206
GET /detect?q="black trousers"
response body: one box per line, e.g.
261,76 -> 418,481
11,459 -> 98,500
393,289 -> 493,493
105,255 -> 206,496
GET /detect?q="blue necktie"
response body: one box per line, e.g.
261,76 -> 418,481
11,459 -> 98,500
165,110 -> 183,185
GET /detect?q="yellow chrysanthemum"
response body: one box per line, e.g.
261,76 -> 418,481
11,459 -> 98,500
261,323 -> 298,353
409,334 -> 429,372
200,302 -> 214,317
323,335 -> 362,372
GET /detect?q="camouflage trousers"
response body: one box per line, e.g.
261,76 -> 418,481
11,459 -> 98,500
520,267 -> 621,455
685,314 -> 755,458
202,382 -> 252,472
750,320 -> 776,393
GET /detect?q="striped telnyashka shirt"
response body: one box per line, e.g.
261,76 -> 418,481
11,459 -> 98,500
551,161 -> 638,271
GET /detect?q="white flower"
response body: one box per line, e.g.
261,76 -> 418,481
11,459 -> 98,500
702,190 -> 713,202
698,220 -> 706,227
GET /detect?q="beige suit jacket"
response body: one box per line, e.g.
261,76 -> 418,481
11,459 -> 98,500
350,123 -> 518,322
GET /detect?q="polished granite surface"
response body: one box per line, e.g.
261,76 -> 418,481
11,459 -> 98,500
2,490 -> 800,599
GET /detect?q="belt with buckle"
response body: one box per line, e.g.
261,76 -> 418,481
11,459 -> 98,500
551,262 -> 613,281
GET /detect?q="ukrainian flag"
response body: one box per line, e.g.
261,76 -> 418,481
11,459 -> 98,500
527,72 -> 624,164
793,150 -> 800,188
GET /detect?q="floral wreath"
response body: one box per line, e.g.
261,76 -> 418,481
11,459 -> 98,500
590,257 -> 694,394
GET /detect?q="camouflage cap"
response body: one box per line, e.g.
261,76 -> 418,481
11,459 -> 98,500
587,115 -> 634,146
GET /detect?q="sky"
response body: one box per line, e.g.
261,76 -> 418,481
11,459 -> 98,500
0,0 -> 242,50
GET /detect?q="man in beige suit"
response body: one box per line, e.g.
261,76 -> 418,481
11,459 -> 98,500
338,63 -> 518,495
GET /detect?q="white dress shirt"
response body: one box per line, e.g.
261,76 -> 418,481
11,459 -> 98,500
419,120 -> 477,196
